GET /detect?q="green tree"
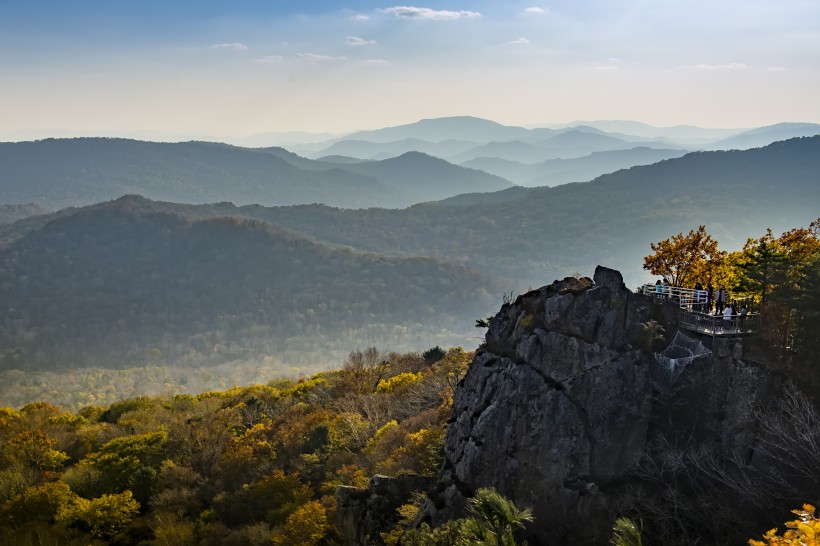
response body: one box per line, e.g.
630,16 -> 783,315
459,487 -> 533,546
736,230 -> 787,308
56,490 -> 140,539
610,517 -> 643,546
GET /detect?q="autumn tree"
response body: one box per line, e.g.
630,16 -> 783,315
643,226 -> 721,287
748,504 -> 819,546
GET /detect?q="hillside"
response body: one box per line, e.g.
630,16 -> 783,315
230,137 -> 820,288
0,199 -> 501,371
463,147 -> 687,186
0,203 -> 48,224
708,122 -> 820,150
0,138 -> 408,210
334,152 -> 514,201
307,138 -> 478,161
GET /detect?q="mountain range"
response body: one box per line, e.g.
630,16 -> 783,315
3,117 -> 817,213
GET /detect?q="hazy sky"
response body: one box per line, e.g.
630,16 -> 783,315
2,0 -> 819,140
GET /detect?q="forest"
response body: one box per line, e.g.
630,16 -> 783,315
0,203 -> 499,375
0,347 -> 470,545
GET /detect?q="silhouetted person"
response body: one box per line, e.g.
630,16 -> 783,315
739,305 -> 748,332
706,283 -> 714,313
715,286 -> 726,314
694,282 -> 704,310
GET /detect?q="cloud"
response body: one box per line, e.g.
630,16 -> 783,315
346,36 -> 377,46
382,6 -> 480,20
363,59 -> 389,65
524,6 -> 548,14
351,14 -> 370,21
252,55 -> 283,64
211,42 -> 248,51
298,53 -> 347,62
765,66 -> 787,72
681,62 -> 747,70
510,37 -> 530,45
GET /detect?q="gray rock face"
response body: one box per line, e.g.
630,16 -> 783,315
433,266 -> 788,545
336,474 -> 435,546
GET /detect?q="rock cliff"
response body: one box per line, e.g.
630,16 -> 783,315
430,266 -> 799,545
337,266 -> 815,545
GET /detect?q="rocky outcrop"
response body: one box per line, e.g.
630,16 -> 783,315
335,266 -> 811,545
336,474 -> 435,546
428,266 -> 790,545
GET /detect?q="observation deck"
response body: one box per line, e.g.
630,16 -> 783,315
640,284 -> 758,339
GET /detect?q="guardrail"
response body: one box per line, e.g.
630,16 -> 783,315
678,309 -> 758,338
640,284 -> 706,307
640,284 -> 757,337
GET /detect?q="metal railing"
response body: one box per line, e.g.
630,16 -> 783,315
640,284 -> 706,307
640,284 -> 758,337
678,309 -> 758,338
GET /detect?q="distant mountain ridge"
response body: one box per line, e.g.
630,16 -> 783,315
8,136 -> 816,290
0,138 -> 512,210
463,147 -> 688,186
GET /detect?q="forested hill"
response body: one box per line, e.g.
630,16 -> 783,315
0,202 -> 501,371
0,138 -> 408,210
230,136 -> 820,287
3,137 -> 815,293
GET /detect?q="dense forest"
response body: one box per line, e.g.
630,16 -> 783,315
0,347 -> 471,545
0,203 -> 500,375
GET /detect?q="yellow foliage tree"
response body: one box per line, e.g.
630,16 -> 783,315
643,225 -> 722,287
749,504 -> 818,546
271,500 -> 328,546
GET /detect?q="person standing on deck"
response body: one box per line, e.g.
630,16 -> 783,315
723,303 -> 733,330
707,284 -> 714,313
715,286 -> 726,314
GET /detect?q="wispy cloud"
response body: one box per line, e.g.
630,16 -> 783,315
524,6 -> 548,15
252,55 -> 283,64
346,36 -> 377,46
382,6 -> 480,20
211,42 -> 248,51
351,14 -> 370,21
510,37 -> 530,45
765,66 -> 787,71
680,62 -> 747,70
298,53 -> 347,62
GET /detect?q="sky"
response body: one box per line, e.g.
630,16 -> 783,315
1,0 -> 819,141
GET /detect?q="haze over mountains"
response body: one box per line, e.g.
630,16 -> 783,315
2,136 -> 818,378
2,116 -> 818,214
1,115 -> 819,392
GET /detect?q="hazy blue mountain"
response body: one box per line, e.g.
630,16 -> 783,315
536,129 -> 654,157
0,138 -> 410,209
229,137 -> 820,288
448,140 -> 550,164
333,151 -> 514,201
707,122 -> 820,150
0,197 -> 501,371
314,155 -> 371,164
549,120 -> 743,144
329,115 -> 530,144
463,147 -> 688,186
452,130 -> 685,165
307,137 -> 479,160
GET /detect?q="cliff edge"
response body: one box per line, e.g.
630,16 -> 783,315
338,266 -> 816,545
